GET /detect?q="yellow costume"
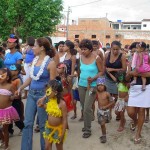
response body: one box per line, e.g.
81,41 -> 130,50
43,97 -> 66,144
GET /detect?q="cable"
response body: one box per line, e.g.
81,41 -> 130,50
70,0 -> 102,8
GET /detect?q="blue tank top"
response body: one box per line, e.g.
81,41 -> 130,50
30,58 -> 51,90
79,58 -> 98,87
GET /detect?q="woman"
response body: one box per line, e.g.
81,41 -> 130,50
105,41 -> 127,101
63,40 -> 76,76
78,39 -> 103,138
126,64 -> 150,144
4,34 -> 23,68
45,36 -> 59,66
57,41 -> 66,63
22,36 -> 35,99
18,37 -> 56,150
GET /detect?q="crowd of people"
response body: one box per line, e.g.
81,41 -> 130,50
0,34 -> 150,150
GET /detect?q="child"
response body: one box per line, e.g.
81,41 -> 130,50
0,68 -> 19,149
96,76 -> 114,143
8,64 -> 24,136
57,63 -> 74,112
131,42 -> 150,91
107,70 -> 129,132
37,79 -> 67,150
71,70 -> 83,121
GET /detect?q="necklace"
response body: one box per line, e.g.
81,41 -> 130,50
30,55 -> 50,80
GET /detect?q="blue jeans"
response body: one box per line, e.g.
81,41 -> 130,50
21,89 -> 47,150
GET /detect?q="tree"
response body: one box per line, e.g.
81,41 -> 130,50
0,0 -> 63,41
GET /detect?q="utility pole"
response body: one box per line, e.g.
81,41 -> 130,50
66,6 -> 71,40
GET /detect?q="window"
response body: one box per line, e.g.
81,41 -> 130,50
143,24 -> 147,27
106,35 -> 110,39
91,35 -> 96,38
75,35 -> 79,38
133,27 -> 136,29
115,34 -> 119,38
112,24 -> 119,29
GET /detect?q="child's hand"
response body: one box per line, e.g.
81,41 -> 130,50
37,96 -> 46,107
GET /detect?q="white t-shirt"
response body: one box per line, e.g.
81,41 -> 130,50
60,53 -> 67,63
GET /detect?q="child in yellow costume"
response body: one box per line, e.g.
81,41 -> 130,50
37,79 -> 67,150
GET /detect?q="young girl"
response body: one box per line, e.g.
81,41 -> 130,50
8,64 -> 24,136
107,70 -> 129,132
131,42 -> 150,91
71,69 -> 83,121
37,79 -> 67,150
57,63 -> 74,112
0,68 -> 19,150
96,76 -> 114,143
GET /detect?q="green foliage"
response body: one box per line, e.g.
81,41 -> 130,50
0,0 -> 63,41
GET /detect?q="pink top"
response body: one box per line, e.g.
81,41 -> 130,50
0,89 -> 12,96
135,52 -> 150,73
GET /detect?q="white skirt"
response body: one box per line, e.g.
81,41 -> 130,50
128,84 -> 150,108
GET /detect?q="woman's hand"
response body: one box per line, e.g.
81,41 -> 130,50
87,77 -> 94,84
15,87 -> 22,96
106,68 -> 115,72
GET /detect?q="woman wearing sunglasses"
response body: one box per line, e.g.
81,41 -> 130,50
4,34 -> 23,68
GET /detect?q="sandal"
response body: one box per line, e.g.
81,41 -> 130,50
82,132 -> 91,138
134,138 -> 141,144
100,136 -> 107,143
70,115 -> 77,120
130,122 -> 136,131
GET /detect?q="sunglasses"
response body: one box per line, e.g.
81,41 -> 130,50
0,72 -> 7,79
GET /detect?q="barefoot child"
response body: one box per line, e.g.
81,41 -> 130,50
71,70 -> 83,121
107,70 -> 129,132
97,77 -> 114,143
0,68 -> 19,149
37,79 -> 67,150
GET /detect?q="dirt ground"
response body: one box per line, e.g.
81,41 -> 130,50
9,100 -> 150,150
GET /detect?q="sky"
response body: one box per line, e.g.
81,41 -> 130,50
62,0 -> 150,23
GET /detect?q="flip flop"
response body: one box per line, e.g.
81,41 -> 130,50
82,132 -> 91,138
134,138 -> 141,144
70,115 -> 77,120
100,136 -> 107,143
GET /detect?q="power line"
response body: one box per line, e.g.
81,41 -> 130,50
70,0 -> 102,8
